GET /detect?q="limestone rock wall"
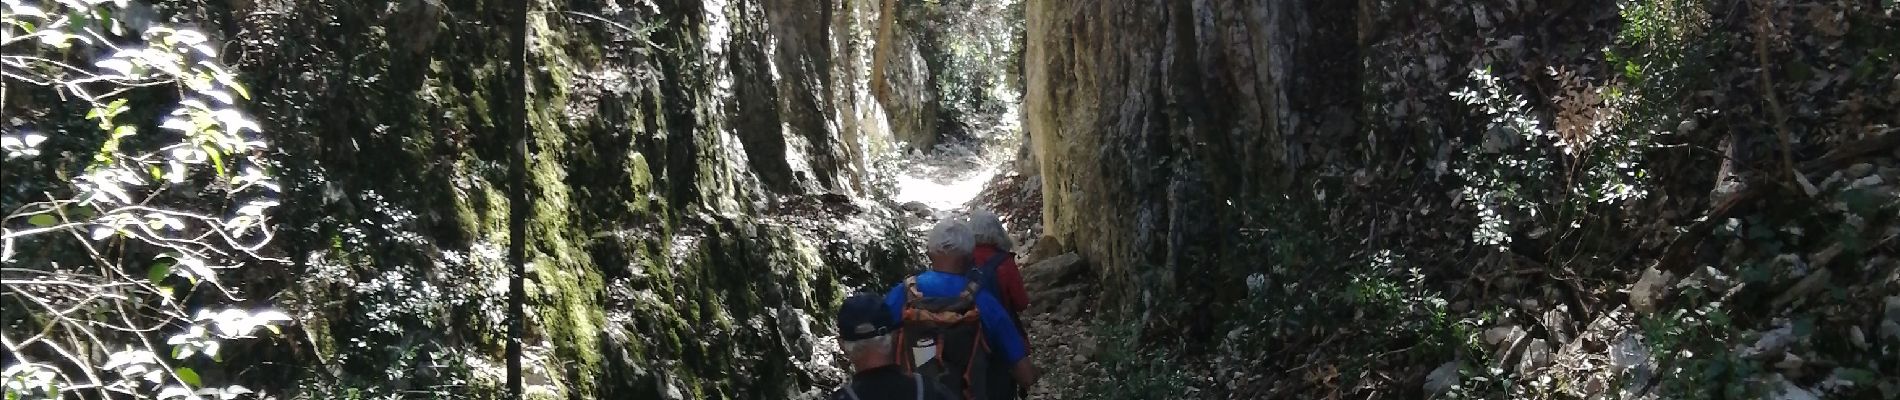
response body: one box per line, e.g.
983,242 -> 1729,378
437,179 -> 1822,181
1025,0 -> 1361,315
1025,0 -> 1899,356
139,0 -> 954,397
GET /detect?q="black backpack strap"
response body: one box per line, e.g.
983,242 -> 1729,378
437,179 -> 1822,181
977,252 -> 1009,274
912,373 -> 924,400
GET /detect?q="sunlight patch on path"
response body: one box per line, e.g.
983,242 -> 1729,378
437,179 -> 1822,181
886,97 -> 1021,213
892,161 -> 1001,211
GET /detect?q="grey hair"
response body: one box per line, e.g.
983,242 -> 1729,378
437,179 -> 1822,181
839,332 -> 893,356
925,218 -> 975,258
965,208 -> 1013,251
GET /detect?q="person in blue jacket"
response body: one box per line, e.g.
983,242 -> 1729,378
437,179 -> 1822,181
884,218 -> 1040,394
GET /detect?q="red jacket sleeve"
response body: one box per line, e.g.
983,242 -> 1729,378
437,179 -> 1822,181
998,258 -> 1030,314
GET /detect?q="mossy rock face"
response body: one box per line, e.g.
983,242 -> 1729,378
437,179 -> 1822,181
146,0 -> 922,398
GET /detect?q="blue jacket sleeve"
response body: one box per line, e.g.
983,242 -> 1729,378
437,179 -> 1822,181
975,292 -> 1027,365
884,284 -> 906,323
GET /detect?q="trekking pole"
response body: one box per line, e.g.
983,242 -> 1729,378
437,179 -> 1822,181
506,0 -> 530,397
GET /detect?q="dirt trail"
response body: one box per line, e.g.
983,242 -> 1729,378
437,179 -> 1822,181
1019,267 -> 1098,400
886,131 -> 1102,399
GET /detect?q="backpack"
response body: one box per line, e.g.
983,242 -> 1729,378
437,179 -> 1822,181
894,276 -> 990,400
967,253 -> 1026,339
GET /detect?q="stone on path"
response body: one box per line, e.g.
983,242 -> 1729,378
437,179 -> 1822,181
1023,252 -> 1086,289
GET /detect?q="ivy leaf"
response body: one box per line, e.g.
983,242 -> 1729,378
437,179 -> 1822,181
10,4 -> 46,18
96,58 -> 135,76
148,258 -> 175,285
27,214 -> 57,227
175,367 -> 201,387
202,144 -> 225,178
230,82 -> 251,100
106,98 -> 129,117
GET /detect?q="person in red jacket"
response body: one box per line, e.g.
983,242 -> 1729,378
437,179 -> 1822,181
965,208 -> 1032,399
965,209 -> 1029,336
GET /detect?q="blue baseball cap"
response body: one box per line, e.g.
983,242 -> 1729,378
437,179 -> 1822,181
836,292 -> 897,341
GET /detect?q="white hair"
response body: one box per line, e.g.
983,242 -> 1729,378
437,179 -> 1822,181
840,332 -> 893,356
965,208 -> 1013,251
925,218 -> 975,258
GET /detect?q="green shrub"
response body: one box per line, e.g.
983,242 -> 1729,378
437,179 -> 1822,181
1086,316 -> 1191,400
3,1 -> 290,399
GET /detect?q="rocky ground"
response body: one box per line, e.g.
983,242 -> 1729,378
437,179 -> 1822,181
1019,252 -> 1102,400
976,134 -> 1900,399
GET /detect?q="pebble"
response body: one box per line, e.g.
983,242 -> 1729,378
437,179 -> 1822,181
1851,174 -> 1884,188
1517,339 -> 1552,375
1630,267 -> 1674,314
1774,353 -> 1804,370
1773,376 -> 1821,400
1742,325 -> 1797,359
1845,163 -> 1874,178
1484,325 -> 1522,347
1544,308 -> 1574,344
1886,296 -> 1900,323
1424,361 -> 1462,394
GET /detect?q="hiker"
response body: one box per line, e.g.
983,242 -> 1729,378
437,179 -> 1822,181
963,209 -> 1032,399
832,292 -> 957,400
883,219 -> 1038,399
964,209 -> 1029,332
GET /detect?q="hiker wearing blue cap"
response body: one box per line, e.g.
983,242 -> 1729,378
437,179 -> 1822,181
832,292 -> 957,400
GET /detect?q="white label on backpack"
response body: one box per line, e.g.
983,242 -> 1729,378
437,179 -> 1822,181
910,339 -> 938,368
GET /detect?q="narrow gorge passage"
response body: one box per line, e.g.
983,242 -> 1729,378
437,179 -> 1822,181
4,0 -> 1896,399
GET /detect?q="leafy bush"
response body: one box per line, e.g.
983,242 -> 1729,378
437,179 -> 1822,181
2,0 -> 288,398
1451,66 -> 1649,251
1086,317 -> 1190,400
1611,0 -> 1716,137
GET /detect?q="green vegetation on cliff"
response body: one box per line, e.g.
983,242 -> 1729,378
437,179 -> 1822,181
5,0 -> 972,398
1022,0 -> 1897,398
